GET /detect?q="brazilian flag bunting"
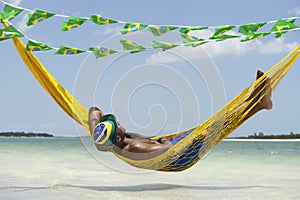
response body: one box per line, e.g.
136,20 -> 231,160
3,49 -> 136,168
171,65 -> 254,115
26,9 -> 55,26
90,14 -> 118,25
24,40 -> 53,51
120,22 -> 148,34
271,18 -> 299,38
181,33 -> 204,44
62,16 -> 87,32
179,26 -> 208,34
209,25 -> 239,41
0,4 -> 23,23
238,22 -> 267,35
89,46 -> 118,58
120,39 -> 147,54
0,25 -> 24,41
187,41 -> 209,47
55,45 -> 86,55
148,26 -> 178,36
151,40 -> 179,51
240,32 -> 270,42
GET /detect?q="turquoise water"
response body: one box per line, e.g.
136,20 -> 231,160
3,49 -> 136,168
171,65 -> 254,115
0,138 -> 299,199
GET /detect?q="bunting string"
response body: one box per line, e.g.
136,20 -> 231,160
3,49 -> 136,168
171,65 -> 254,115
1,0 -> 299,58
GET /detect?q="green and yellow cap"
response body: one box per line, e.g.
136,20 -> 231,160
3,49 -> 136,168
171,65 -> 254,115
93,114 -> 118,146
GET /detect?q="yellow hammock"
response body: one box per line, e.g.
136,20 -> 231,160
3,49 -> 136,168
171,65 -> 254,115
6,23 -> 299,172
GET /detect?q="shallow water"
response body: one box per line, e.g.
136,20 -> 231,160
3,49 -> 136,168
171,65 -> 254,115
0,137 -> 299,199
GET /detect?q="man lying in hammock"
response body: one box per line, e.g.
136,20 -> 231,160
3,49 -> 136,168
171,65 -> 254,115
88,70 -> 272,159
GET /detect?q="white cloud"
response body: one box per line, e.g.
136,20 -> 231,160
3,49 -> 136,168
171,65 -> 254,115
16,13 -> 32,34
288,7 -> 300,15
93,25 -> 123,36
6,0 -> 23,6
256,38 -> 298,55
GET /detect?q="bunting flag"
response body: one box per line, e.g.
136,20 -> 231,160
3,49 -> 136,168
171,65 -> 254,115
54,45 -> 86,55
26,9 -> 55,26
90,14 -> 118,25
0,25 -> 23,41
24,40 -> 53,51
120,39 -> 147,53
0,2 -> 299,56
271,18 -> 299,38
120,22 -> 148,34
209,25 -> 240,41
179,26 -> 208,34
238,22 -> 267,35
62,16 -> 87,32
148,25 -> 178,36
189,41 -> 209,47
181,33 -> 204,44
0,4 -> 23,23
151,40 -> 179,51
89,46 -> 118,58
240,32 -> 270,42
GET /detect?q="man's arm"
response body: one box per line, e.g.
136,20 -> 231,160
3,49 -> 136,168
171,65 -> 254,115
126,139 -> 173,154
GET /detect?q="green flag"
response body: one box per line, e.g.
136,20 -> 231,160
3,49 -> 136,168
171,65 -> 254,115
0,4 -> 23,23
26,9 -> 55,26
89,46 -> 118,58
151,40 -> 179,51
120,22 -> 148,34
209,25 -> 239,41
120,39 -> 147,54
181,33 -> 204,44
148,26 -> 177,36
62,16 -> 87,32
0,25 -> 23,41
240,32 -> 270,42
90,14 -> 118,25
271,18 -> 299,38
188,41 -> 209,47
24,40 -> 53,51
55,45 -> 86,55
179,26 -> 208,34
238,22 -> 267,35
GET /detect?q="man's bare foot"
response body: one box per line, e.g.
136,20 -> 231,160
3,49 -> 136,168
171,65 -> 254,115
257,70 -> 273,110
246,69 -> 265,101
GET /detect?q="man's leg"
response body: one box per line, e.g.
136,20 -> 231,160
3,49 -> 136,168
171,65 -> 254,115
244,70 -> 273,120
88,107 -> 104,133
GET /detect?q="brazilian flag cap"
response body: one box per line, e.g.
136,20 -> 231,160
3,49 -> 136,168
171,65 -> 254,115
93,114 -> 118,146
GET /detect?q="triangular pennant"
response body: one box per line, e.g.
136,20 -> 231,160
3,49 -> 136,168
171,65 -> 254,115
89,46 -> 118,58
151,40 -> 179,51
55,45 -> 86,55
90,14 -> 118,25
120,22 -> 148,34
26,9 -> 55,26
62,16 -> 87,32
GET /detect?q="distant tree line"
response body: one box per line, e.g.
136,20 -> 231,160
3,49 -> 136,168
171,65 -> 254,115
230,132 -> 300,139
0,131 -> 54,137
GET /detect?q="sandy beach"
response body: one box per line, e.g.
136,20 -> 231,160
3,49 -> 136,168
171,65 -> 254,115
0,137 -> 299,199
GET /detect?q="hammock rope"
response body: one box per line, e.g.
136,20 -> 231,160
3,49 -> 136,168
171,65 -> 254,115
4,22 -> 299,172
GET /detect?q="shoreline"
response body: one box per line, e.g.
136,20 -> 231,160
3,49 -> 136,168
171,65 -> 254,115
1,136 -> 300,142
224,138 -> 300,142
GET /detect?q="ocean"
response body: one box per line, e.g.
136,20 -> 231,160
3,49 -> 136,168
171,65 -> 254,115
0,137 -> 299,200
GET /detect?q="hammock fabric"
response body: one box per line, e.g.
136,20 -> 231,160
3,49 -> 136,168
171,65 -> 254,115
4,21 -> 300,172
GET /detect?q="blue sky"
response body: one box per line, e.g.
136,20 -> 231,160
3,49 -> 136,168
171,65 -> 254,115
0,0 -> 299,137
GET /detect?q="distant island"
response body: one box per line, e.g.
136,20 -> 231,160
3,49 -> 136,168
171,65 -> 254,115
228,132 -> 300,139
0,131 -> 54,138
0,131 -> 299,139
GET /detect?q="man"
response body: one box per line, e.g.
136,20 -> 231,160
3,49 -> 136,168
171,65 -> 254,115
88,70 -> 272,159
